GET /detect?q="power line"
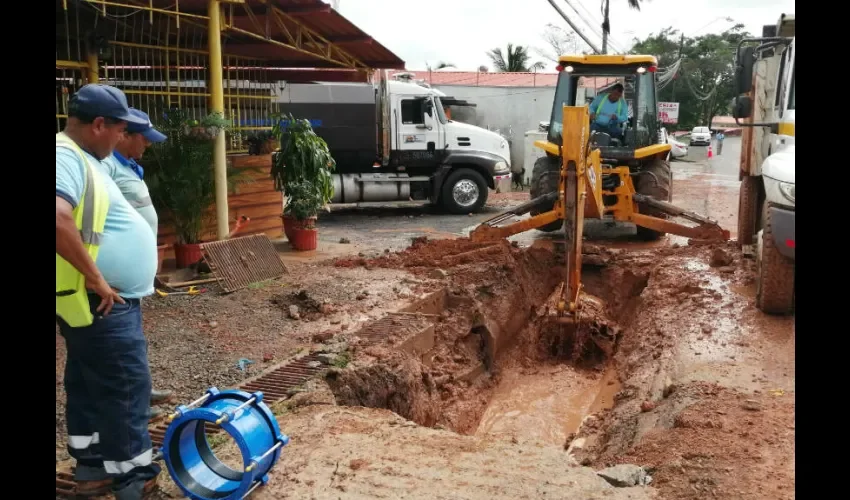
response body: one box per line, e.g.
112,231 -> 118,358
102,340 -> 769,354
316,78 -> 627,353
572,0 -> 628,51
560,0 -> 625,53
544,0 -> 602,53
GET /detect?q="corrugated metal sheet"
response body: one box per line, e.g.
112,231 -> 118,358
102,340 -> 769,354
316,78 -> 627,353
166,0 -> 404,69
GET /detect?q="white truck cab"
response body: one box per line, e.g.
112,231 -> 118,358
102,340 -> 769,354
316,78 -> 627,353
274,77 -> 511,213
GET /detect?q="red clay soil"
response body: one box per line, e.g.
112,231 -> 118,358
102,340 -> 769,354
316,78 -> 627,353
605,382 -> 795,500
332,236 -> 506,271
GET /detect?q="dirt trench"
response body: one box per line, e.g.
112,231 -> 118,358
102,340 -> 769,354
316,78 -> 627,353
324,238 -> 651,446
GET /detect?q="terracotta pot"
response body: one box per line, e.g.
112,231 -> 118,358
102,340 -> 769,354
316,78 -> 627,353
174,242 -> 204,268
260,138 -> 278,154
283,215 -> 316,241
290,227 -> 318,251
156,244 -> 171,274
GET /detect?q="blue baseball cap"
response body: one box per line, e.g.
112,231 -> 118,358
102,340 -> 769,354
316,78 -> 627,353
126,108 -> 167,143
69,84 -> 148,126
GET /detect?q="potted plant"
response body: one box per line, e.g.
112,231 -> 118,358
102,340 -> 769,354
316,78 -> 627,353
271,114 -> 336,251
146,109 -> 247,267
246,130 -> 278,155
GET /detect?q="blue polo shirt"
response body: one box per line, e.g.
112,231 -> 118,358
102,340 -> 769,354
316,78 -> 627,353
103,151 -> 159,238
56,134 -> 157,299
590,93 -> 629,126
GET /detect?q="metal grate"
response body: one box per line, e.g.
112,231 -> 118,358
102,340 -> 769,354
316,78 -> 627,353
202,234 -> 288,293
352,314 -> 436,342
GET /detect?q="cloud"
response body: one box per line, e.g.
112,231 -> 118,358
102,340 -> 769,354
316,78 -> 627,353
337,0 -> 793,71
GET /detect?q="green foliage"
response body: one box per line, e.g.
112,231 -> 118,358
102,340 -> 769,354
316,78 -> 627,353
487,43 -> 546,72
145,109 -> 248,244
630,24 -> 750,130
271,113 -> 336,221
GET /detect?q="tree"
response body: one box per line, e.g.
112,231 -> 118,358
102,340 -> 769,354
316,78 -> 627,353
536,23 -> 595,62
600,0 -> 642,53
487,44 -> 546,72
426,61 -> 455,71
630,24 -> 750,130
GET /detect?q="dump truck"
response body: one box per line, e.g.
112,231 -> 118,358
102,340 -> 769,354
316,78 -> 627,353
272,73 -> 512,214
731,14 -> 795,315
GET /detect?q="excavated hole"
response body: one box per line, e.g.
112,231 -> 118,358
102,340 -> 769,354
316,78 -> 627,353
326,244 -> 649,448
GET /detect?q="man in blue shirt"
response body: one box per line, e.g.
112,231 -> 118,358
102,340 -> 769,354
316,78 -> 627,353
104,108 -> 173,417
588,83 -> 629,139
56,84 -> 161,499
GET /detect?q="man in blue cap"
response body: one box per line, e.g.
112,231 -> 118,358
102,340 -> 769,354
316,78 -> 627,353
103,108 -> 173,419
588,83 -> 629,140
56,84 -> 161,499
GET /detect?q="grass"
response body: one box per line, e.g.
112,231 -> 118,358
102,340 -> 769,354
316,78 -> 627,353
332,352 -> 351,368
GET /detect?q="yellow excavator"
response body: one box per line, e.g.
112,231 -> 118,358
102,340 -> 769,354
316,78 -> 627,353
470,55 -> 730,330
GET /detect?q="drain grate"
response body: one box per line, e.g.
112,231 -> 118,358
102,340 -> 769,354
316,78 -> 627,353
353,314 -> 436,343
202,234 -> 288,293
55,352 -> 325,498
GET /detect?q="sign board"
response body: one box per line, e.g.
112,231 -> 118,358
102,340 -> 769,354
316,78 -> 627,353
658,102 -> 680,124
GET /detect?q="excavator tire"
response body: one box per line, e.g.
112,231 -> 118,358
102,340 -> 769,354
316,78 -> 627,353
529,155 -> 564,233
634,155 -> 672,241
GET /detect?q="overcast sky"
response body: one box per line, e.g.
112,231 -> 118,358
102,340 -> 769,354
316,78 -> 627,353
336,0 -> 794,71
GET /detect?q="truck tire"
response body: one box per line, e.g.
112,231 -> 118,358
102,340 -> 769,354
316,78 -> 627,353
737,175 -> 759,247
440,168 -> 489,214
756,203 -> 795,315
634,156 -> 672,241
529,155 -> 563,232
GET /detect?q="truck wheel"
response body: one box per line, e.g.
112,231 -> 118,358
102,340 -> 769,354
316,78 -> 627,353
756,204 -> 795,315
634,156 -> 672,241
529,155 -> 563,232
440,168 -> 489,214
737,175 -> 759,247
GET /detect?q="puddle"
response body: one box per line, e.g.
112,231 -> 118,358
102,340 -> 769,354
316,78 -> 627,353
475,365 -> 620,446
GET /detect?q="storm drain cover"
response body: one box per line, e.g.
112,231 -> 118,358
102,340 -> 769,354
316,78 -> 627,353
201,234 -> 288,292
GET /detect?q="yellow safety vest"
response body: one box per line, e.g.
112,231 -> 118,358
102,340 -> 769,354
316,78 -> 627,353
56,132 -> 110,327
595,94 -> 623,117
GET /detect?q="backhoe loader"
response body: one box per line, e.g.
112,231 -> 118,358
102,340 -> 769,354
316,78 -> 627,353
470,94 -> 730,334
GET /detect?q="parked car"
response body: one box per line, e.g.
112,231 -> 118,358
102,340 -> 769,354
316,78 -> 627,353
660,127 -> 688,160
668,136 -> 689,159
690,126 -> 712,146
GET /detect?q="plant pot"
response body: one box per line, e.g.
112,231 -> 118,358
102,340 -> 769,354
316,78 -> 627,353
283,215 -> 315,242
156,244 -> 171,274
174,242 -> 204,268
260,138 -> 278,154
290,227 -> 318,251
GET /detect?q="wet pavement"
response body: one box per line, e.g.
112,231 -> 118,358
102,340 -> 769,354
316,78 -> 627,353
316,137 -> 744,251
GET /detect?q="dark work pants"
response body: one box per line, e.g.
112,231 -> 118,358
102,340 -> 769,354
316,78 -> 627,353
590,121 -> 624,140
58,294 -> 161,496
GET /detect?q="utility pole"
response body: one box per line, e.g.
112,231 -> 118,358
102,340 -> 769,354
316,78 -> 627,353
601,0 -> 611,54
671,33 -> 685,101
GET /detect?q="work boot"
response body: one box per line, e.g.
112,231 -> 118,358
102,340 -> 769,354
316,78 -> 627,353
113,476 -> 158,500
150,389 -> 173,404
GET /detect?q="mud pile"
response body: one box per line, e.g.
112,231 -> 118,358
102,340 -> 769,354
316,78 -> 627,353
333,236 -> 514,271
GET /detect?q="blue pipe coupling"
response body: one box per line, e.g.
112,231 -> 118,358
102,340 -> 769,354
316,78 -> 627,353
162,387 -> 289,500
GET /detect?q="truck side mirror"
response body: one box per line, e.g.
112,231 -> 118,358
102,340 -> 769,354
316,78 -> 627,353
732,96 -> 753,120
734,46 -> 755,95
423,98 -> 434,118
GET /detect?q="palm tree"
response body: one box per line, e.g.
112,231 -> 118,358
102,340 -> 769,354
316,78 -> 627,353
487,44 -> 547,72
601,0 -> 642,53
426,61 -> 455,71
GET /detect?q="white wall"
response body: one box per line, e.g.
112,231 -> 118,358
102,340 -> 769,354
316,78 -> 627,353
435,85 -> 555,173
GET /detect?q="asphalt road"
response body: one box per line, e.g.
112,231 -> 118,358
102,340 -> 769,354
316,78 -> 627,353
314,137 -> 743,252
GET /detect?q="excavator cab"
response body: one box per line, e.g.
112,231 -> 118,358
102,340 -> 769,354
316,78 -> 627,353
531,55 -> 673,240
544,55 -> 666,161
